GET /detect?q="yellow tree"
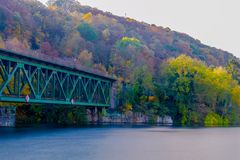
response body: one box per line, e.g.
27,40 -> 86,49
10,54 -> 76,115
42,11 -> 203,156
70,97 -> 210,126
77,50 -> 93,67
82,12 -> 92,23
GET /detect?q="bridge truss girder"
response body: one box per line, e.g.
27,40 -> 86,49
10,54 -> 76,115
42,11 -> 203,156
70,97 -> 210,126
0,50 -> 113,107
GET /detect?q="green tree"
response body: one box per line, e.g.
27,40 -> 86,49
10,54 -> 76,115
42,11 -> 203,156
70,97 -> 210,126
77,23 -> 98,42
0,10 -> 6,31
158,54 -> 240,125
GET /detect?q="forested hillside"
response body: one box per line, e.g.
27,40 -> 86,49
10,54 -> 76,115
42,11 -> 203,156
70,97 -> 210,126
1,0 -> 240,125
0,0 -> 236,69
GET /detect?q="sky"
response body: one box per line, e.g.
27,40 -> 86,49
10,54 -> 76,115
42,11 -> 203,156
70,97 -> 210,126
39,0 -> 240,58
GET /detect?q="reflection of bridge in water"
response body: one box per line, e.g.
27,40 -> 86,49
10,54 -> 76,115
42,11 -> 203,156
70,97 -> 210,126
0,49 -> 115,107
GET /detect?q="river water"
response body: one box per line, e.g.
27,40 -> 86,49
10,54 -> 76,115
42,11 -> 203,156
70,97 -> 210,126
0,126 -> 240,160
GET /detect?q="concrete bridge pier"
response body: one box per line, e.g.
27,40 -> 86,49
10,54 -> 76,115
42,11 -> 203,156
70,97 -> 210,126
0,106 -> 16,127
88,107 -> 102,123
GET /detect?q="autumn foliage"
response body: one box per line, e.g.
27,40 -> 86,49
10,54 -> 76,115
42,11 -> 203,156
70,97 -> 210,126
0,0 -> 240,125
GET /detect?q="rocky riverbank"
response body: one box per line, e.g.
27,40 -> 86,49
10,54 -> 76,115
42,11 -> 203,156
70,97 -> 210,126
87,110 -> 173,124
0,106 -> 173,127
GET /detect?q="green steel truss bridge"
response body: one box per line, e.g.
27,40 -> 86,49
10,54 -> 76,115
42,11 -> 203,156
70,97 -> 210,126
0,49 -> 115,107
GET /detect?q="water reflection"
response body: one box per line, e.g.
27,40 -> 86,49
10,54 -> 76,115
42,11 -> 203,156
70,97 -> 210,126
0,126 -> 240,160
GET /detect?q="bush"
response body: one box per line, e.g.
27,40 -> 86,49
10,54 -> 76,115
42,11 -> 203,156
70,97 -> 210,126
204,113 -> 229,127
16,105 -> 89,126
148,114 -> 158,124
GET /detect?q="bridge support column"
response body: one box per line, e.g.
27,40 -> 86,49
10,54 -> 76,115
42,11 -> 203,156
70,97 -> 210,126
0,106 -> 16,127
97,107 -> 102,123
88,107 -> 102,123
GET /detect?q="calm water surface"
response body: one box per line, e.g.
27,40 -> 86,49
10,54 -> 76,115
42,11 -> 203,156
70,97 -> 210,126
0,126 -> 240,160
